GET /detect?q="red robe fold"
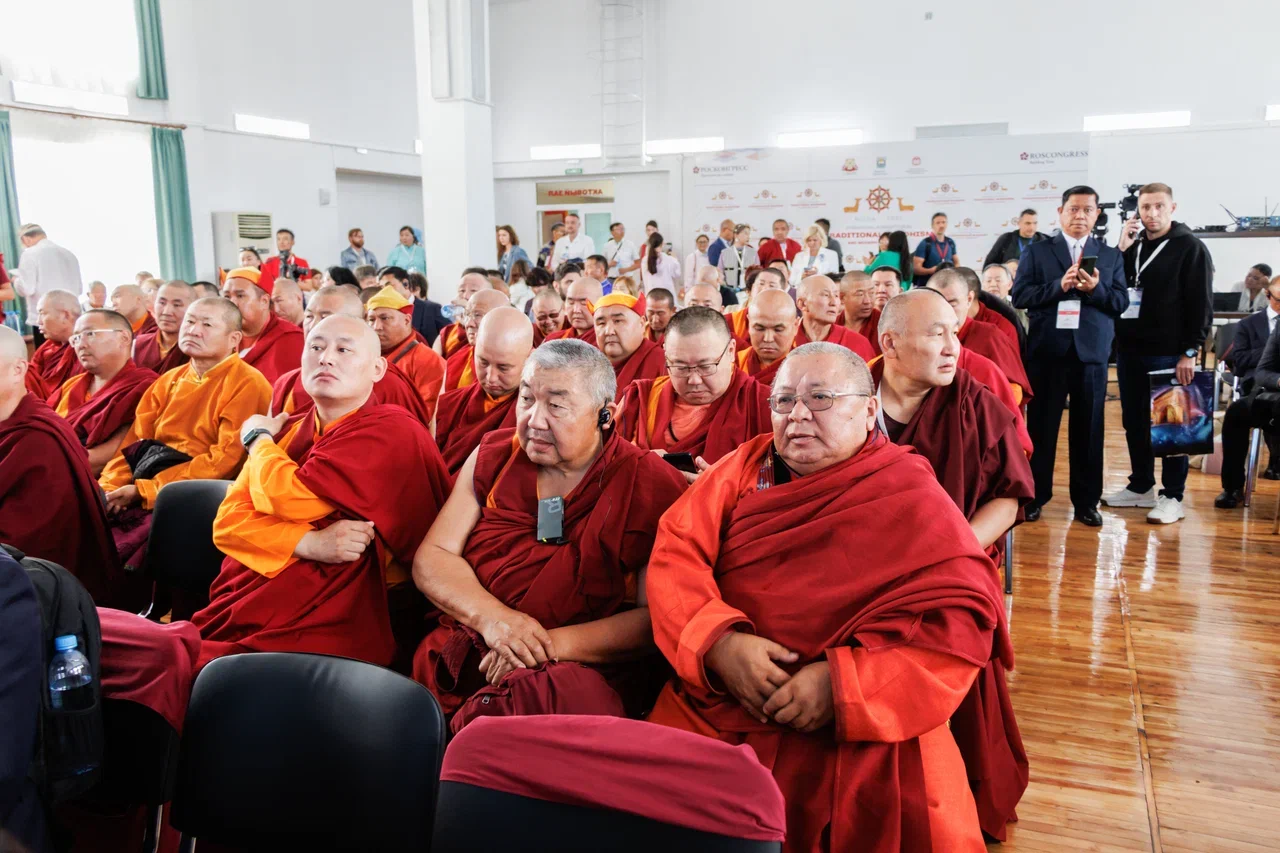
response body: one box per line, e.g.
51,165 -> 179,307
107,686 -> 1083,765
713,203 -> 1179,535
191,401 -> 451,668
444,343 -> 475,392
238,312 -> 304,385
883,368 -> 1033,840
131,313 -> 157,338
270,362 -> 432,427
644,326 -> 666,346
132,329 -> 189,374
839,308 -> 882,355
0,394 -> 122,604
438,322 -> 467,358
412,428 -> 687,716
24,368 -> 49,400
434,383 -> 518,474
735,346 -> 785,388
610,338 -> 667,400
974,302 -> 1021,353
958,320 -> 1032,403
30,339 -> 84,390
50,360 -> 158,448
954,350 -> 1033,456
546,325 -> 597,347
615,370 -> 771,463
793,320 -> 875,361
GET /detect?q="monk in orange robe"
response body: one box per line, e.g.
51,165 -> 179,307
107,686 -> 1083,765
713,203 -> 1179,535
221,267 -> 304,384
434,306 -> 532,474
646,342 -> 1006,853
736,288 -> 799,387
49,309 -> 157,474
728,267 -> 787,350
412,339 -> 686,727
643,288 -> 676,345
443,289 -> 511,392
545,276 -> 602,346
431,271 -> 493,358
931,269 -> 1033,404
793,275 -> 875,360
271,285 -> 431,426
837,270 -> 881,355
133,281 -> 193,374
593,293 -> 667,399
617,306 -> 770,482
31,290 -> 85,390
530,289 -> 566,346
0,326 -> 122,605
110,284 -> 157,338
366,285 -> 448,417
99,297 -> 272,597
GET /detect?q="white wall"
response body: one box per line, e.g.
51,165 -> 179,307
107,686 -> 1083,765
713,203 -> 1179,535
335,171 -> 425,266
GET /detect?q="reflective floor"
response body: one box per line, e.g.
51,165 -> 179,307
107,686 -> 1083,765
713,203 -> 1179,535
996,400 -> 1280,852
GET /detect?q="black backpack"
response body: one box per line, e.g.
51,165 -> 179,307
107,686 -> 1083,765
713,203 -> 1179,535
4,544 -> 105,803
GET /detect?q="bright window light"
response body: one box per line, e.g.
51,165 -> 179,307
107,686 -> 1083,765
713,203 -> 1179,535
1082,111 -> 1191,132
776,128 -> 863,148
530,143 -> 601,160
234,113 -> 311,140
645,136 -> 724,155
1266,105 -> 1280,122
11,81 -> 128,116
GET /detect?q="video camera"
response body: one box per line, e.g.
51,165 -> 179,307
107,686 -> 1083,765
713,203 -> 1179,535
278,250 -> 311,281
1093,184 -> 1142,241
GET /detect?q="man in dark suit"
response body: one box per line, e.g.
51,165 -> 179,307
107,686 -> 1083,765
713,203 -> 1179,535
1013,186 -> 1129,526
1216,279 -> 1280,503
1225,279 -> 1279,392
984,208 -> 1049,267
376,265 -> 449,346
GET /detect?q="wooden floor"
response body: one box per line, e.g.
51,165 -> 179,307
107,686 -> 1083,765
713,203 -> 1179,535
994,399 -> 1280,852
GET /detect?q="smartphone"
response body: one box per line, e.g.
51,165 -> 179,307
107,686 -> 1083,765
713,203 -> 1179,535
1079,256 -> 1098,276
663,452 -> 698,473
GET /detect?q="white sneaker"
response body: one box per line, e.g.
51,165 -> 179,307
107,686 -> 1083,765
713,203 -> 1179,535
1147,496 -> 1185,524
1101,487 -> 1157,508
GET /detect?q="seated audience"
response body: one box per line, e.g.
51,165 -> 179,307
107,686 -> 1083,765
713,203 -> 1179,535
930,269 -> 1033,405
552,261 -> 584,299
430,271 -> 492,357
1225,275 -> 1280,395
411,340 -> 687,725
133,280 -> 195,374
736,288 -> 799,386
645,342 -> 1008,851
793,275 -> 875,360
685,282 -> 724,311
31,289 -> 85,390
271,277 -> 306,326
110,284 -> 157,336
594,293 -> 667,397
1217,316 -> 1280,507
83,280 -> 108,310
983,263 -> 1015,300
838,270 -> 880,354
49,309 -> 157,474
192,281 -> 220,299
445,289 -> 512,392
955,267 -> 1021,351
139,278 -> 163,318
366,285 -> 448,418
221,267 -> 305,384
728,267 -> 787,349
869,264 -> 902,311
546,276 -> 604,345
644,288 -> 677,344
434,306 -> 533,474
1238,263 -> 1271,312
530,287 -> 566,346
354,264 -> 379,291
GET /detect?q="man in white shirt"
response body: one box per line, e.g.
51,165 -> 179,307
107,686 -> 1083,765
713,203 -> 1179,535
549,213 -> 595,268
603,222 -> 639,277
13,223 -> 83,346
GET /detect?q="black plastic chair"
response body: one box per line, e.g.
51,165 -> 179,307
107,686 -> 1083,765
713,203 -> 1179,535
170,652 -> 446,852
142,479 -> 231,621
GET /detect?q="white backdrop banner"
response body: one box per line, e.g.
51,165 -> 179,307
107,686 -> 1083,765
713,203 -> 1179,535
685,133 -> 1090,271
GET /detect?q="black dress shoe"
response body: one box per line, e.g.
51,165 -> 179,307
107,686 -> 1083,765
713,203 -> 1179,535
1074,507 -> 1104,527
1263,468 -> 1280,481
1215,489 -> 1244,509
1024,505 -> 1042,522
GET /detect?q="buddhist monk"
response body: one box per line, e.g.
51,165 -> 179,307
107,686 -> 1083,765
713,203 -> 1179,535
270,276 -> 305,326
221,267 -> 305,384
49,310 -> 158,474
594,293 -> 667,399
98,297 -> 272,594
31,290 -> 85,389
646,341 -> 1008,852
616,306 -> 771,483
192,282 -> 220,299
545,276 -> 603,346
139,278 -> 163,318
736,288 -> 799,387
434,307 -> 533,474
0,326 -> 121,604
110,284 -> 156,337
444,289 -> 510,392
411,340 -> 687,727
86,280 -> 108,310
728,266 -> 787,349
875,289 -> 1033,841
272,285 -> 432,426
838,270 -> 880,355
960,267 -> 1021,351
644,288 -> 676,345
530,288 -> 566,346
793,275 -> 875,360
685,283 -> 724,311
870,265 -> 902,311
431,271 -> 492,358
133,280 -> 194,374
366,285 -> 448,417
929,268 -> 1032,405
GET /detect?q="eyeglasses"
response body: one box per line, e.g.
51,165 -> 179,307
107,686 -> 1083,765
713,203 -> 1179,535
768,390 -> 869,414
69,329 -> 127,346
666,340 -> 732,378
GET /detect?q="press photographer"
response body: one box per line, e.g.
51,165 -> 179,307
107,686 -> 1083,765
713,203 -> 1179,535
258,227 -> 312,285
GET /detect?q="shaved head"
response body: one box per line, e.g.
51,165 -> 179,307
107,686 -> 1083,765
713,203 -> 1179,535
531,288 -> 565,337
179,297 -> 244,362
563,277 -> 605,332
464,289 -> 513,346
110,284 -> 147,322
154,281 -> 196,337
302,314 -> 386,410
0,325 -> 28,406
880,288 -> 960,388
686,283 -> 723,311
305,284 -> 365,335
457,272 -> 492,304
36,290 -> 82,343
474,306 -> 534,397
72,310 -> 133,377
0,325 -> 27,363
879,288 -> 952,338
271,276 -> 305,325
747,289 -> 799,365
796,274 -> 842,326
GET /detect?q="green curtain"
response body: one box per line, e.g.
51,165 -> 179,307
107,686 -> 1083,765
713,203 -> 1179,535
134,0 -> 169,100
0,112 -> 25,329
150,127 -> 196,281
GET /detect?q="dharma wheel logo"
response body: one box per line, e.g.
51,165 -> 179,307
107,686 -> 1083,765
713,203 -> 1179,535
866,186 -> 893,212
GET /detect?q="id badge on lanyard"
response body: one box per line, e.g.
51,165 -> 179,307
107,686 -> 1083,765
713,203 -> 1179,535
1056,300 -> 1082,329
1125,238 -> 1166,320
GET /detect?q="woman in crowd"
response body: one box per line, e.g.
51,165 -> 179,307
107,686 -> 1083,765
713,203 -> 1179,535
386,225 -> 427,273
239,247 -> 263,269
683,234 -> 710,292
861,231 -> 891,265
496,225 -> 531,282
718,224 -> 758,292
523,266 -> 553,319
612,275 -> 639,297
328,266 -> 358,290
865,230 -> 914,293
788,224 -> 839,286
640,231 -> 681,295
408,271 -> 430,299
507,258 -> 534,312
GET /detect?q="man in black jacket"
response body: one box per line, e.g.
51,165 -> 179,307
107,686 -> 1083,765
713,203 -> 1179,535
1102,183 -> 1213,524
1228,284 -> 1280,478
984,209 -> 1049,267
1217,317 -> 1280,506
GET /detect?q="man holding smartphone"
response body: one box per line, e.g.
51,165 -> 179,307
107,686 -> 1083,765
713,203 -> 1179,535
1103,183 -> 1213,524
1013,186 -> 1129,527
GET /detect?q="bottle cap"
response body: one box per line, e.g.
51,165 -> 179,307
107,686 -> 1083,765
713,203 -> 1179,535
54,635 -> 78,652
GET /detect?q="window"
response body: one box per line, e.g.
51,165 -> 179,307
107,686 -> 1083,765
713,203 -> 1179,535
1,0 -> 139,96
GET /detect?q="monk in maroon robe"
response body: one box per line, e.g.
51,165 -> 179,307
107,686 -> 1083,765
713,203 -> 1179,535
31,290 -> 85,390
974,300 -> 1021,352
444,289 -> 510,392
133,280 -> 194,374
734,288 -> 798,388
793,275 -> 876,361
593,293 -> 667,400
412,340 -> 686,727
837,270 -> 882,354
545,276 -> 601,346
221,267 -> 304,384
931,268 -> 1033,405
529,289 -> 566,347
430,271 -> 493,358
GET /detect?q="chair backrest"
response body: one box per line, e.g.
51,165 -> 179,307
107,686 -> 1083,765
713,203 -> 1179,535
1215,321 -> 1240,361
171,652 -> 446,851
146,479 -> 230,611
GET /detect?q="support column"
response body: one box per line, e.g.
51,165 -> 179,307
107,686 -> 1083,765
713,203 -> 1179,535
412,0 -> 495,301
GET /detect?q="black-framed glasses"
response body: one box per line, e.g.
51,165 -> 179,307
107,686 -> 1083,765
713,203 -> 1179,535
768,390 -> 869,414
665,339 -> 732,378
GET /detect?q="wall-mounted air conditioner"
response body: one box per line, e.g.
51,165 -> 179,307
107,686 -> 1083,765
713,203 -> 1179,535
212,211 -> 274,270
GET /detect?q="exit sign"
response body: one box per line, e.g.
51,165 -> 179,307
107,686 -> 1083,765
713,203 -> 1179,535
564,167 -> 584,175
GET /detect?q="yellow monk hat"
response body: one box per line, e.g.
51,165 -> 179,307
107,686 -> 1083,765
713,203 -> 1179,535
365,285 -> 414,315
226,266 -> 262,288
590,292 -> 643,317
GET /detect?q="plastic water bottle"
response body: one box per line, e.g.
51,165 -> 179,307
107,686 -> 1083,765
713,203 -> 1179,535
49,635 -> 94,712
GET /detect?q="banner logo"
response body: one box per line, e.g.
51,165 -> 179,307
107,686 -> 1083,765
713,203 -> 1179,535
867,186 -> 893,213
842,158 -> 858,173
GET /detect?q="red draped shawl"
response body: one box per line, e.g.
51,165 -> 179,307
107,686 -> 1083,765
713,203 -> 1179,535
438,322 -> 467,358
735,346 -> 784,388
50,360 -> 158,447
444,343 -> 475,392
610,338 -> 667,400
615,370 -> 771,463
30,339 -> 84,390
545,325 -> 597,346
974,302 -> 1020,352
239,312 -> 304,385
958,319 -> 1033,403
434,383 -> 518,474
793,320 -> 875,361
133,329 -> 189,374
271,362 -> 432,427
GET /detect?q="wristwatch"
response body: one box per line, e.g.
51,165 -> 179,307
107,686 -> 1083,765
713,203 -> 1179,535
1183,348 -> 1197,359
241,427 -> 273,450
